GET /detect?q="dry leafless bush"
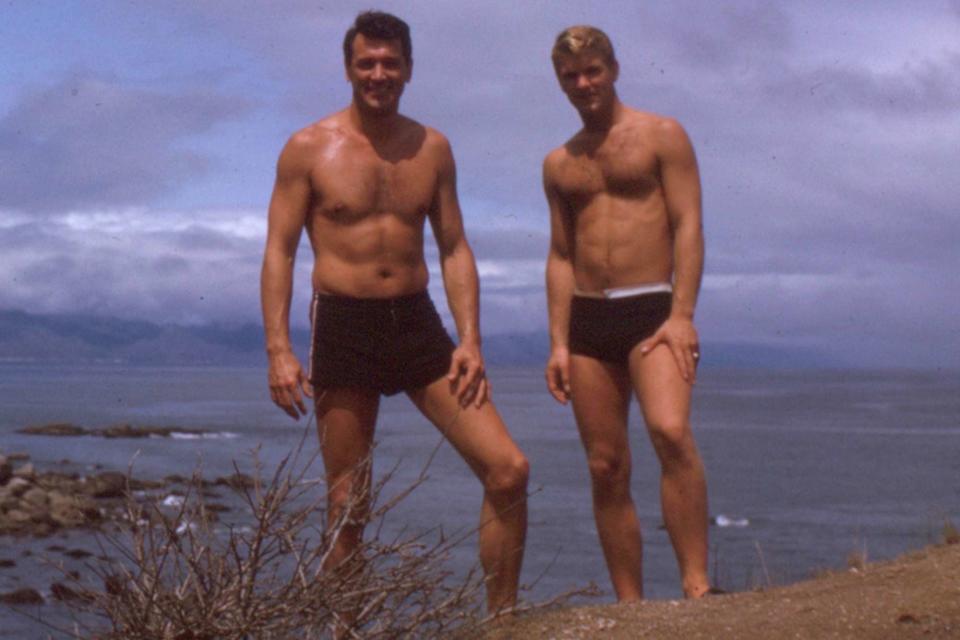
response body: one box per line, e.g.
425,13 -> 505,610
49,426 -> 488,639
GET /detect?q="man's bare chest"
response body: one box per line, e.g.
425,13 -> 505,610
310,154 -> 437,222
557,142 -> 660,202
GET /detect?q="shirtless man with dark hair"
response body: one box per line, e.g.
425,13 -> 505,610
260,11 -> 528,613
543,25 -> 714,600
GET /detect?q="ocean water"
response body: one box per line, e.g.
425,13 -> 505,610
1,364 -> 958,636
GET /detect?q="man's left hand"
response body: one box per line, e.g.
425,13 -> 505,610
447,343 -> 490,408
639,316 -> 701,383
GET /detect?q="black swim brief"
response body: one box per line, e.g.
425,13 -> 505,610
308,291 -> 455,396
568,290 -> 672,365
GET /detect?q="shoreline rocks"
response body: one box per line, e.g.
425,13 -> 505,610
1,451 -> 247,539
17,422 -> 208,439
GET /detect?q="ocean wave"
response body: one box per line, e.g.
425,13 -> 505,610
167,431 -> 240,440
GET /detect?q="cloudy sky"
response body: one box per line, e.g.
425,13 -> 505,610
2,1 -> 958,368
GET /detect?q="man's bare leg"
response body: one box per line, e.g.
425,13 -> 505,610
629,344 -> 710,598
409,378 -> 529,614
316,387 -> 380,575
568,354 -> 644,601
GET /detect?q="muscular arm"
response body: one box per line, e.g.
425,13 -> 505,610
260,135 -> 313,418
660,119 -> 704,321
544,154 -> 575,403
639,119 -> 705,382
428,134 -> 487,406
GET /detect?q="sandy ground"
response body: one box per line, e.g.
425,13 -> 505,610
477,542 -> 960,639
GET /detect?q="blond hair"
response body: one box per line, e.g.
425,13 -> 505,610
551,25 -> 617,68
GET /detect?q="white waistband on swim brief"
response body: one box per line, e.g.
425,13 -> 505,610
573,282 -> 673,299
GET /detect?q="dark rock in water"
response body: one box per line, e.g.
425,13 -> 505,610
0,587 -> 44,605
64,548 -> 93,559
50,581 -> 90,602
0,456 -> 11,484
35,471 -> 82,490
6,452 -> 31,462
129,477 -> 166,490
17,423 -> 88,437
0,559 -> 15,568
100,423 -> 162,438
84,472 -> 127,498
98,423 -> 206,439
214,473 -> 255,490
100,423 -> 148,438
18,421 -> 209,439
165,474 -> 189,484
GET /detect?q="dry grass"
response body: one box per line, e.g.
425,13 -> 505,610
943,518 -> 959,546
46,425 -> 488,639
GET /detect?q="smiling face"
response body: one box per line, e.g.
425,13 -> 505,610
345,33 -> 412,116
554,51 -> 619,117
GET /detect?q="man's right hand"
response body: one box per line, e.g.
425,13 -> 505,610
545,346 -> 571,405
267,349 -> 313,420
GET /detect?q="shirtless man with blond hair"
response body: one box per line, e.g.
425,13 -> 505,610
543,25 -> 714,600
260,11 -> 528,613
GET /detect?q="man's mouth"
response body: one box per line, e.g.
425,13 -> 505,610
365,85 -> 394,98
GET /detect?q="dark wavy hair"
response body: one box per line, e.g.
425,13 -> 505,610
343,11 -> 412,66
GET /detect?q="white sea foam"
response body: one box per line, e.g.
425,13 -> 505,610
169,431 -> 239,440
714,514 -> 750,528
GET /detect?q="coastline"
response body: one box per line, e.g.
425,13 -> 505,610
481,542 -> 960,639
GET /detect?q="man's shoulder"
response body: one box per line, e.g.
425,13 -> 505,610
286,113 -> 350,152
417,121 -> 452,153
621,108 -> 688,143
543,135 -> 580,172
542,145 -> 567,175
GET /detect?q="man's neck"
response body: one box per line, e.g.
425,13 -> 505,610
349,103 -> 402,142
579,99 -> 624,134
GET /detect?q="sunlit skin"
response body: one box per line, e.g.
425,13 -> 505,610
260,33 -> 528,614
544,49 -> 711,600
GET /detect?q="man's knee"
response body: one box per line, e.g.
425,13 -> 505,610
647,418 -> 697,466
483,453 -> 530,496
586,449 -> 631,488
326,469 -> 371,511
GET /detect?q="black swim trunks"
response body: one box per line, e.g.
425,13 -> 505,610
568,290 -> 672,365
308,291 -> 455,396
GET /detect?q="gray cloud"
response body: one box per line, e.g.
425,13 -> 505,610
764,55 -> 960,117
0,214 -> 282,325
0,74 -> 250,213
4,2 -> 959,368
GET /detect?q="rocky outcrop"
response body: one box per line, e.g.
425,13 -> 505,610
0,453 -> 242,538
17,422 -> 206,439
0,587 -> 44,605
0,456 -> 106,537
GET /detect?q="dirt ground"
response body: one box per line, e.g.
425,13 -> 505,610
479,543 -> 960,639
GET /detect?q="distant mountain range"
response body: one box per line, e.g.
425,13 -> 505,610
0,309 -> 842,369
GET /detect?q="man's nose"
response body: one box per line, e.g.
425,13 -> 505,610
575,74 -> 591,89
371,63 -> 386,80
